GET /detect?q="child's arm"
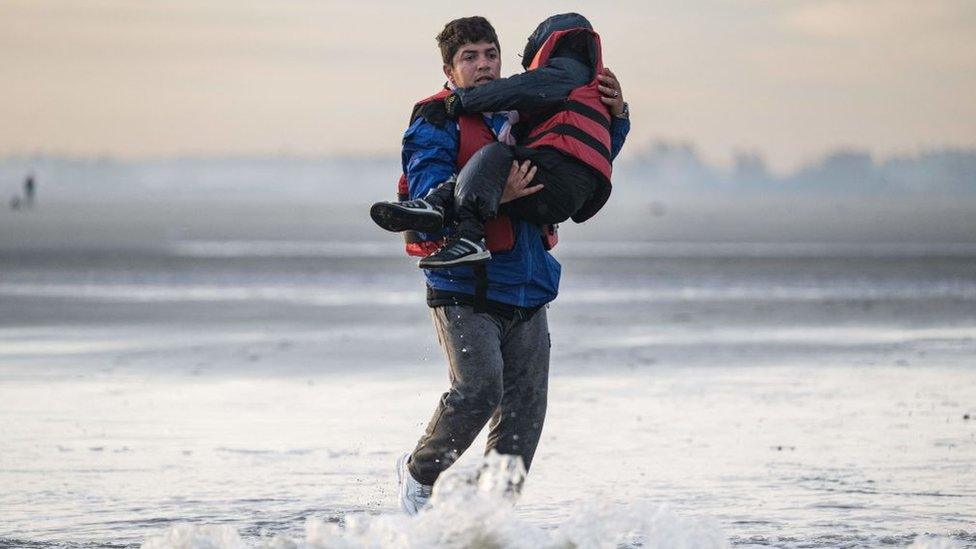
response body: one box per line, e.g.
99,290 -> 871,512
452,56 -> 592,114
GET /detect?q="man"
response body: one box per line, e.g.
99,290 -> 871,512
24,174 -> 35,209
376,13 -> 624,270
393,15 -> 630,515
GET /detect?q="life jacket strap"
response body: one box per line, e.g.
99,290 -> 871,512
562,100 -> 611,130
525,123 -> 612,163
473,264 -> 489,313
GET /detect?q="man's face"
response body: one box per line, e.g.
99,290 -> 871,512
443,41 -> 500,88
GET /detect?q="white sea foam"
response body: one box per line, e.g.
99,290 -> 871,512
139,454 -> 729,549
300,503 -> 726,549
141,523 -> 246,549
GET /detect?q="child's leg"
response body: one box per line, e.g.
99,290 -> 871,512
417,143 -> 514,269
453,143 -> 516,240
370,177 -> 453,234
422,175 -> 457,215
419,145 -> 601,268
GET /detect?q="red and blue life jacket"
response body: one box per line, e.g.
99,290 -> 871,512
397,88 -> 557,256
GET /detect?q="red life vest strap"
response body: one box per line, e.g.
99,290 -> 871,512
403,218 -> 516,257
405,240 -> 443,257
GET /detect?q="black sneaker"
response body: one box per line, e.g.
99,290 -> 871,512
418,237 -> 491,269
370,199 -> 445,233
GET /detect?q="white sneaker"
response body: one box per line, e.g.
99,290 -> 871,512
396,453 -> 432,515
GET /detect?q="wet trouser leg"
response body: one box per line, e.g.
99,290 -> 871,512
408,305 -> 550,486
485,307 -> 549,469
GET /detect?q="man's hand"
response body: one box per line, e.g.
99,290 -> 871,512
444,93 -> 464,119
598,67 -> 626,118
500,160 -> 541,204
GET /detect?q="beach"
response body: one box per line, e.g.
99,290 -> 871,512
1,241 -> 974,547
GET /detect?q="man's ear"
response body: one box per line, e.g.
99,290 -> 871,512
442,64 -> 456,87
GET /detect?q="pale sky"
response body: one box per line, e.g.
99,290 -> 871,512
2,0 -> 975,171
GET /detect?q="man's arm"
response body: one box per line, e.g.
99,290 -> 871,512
610,116 -> 630,161
600,68 -> 630,161
401,117 -> 459,201
453,57 -> 591,114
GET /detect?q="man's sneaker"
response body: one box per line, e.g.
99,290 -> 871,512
370,199 -> 445,233
396,453 -> 432,515
418,237 -> 491,269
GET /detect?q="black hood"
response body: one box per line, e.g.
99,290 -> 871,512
521,13 -> 593,70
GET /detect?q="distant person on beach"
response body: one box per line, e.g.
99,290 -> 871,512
372,13 -> 627,270
9,194 -> 22,211
24,174 -> 35,208
383,15 -> 630,514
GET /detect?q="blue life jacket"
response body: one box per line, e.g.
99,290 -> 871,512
401,94 -> 561,308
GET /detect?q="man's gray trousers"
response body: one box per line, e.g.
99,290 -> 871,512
408,305 -> 550,486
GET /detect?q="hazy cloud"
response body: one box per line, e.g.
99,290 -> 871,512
1,0 -> 974,171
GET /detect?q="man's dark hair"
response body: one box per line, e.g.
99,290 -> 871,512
436,16 -> 499,65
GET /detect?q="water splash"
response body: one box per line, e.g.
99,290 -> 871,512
140,453 -> 729,548
141,523 -> 246,549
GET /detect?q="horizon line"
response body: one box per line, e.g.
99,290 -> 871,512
2,143 -> 975,168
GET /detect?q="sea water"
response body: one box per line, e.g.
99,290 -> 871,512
1,241 -> 974,548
